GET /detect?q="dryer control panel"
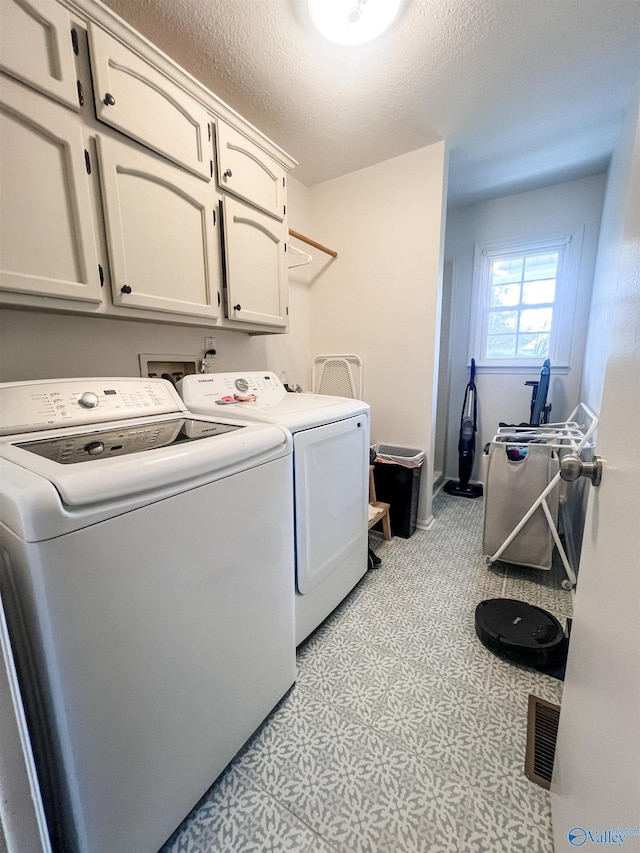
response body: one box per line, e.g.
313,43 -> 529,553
0,378 -> 184,435
179,372 -> 287,406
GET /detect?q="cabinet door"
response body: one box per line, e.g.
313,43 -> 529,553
0,0 -> 79,109
0,76 -> 102,302
216,120 -> 285,221
223,197 -> 287,328
88,23 -> 212,181
97,135 -> 221,319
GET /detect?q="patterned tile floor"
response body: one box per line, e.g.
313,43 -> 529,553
162,492 -> 571,853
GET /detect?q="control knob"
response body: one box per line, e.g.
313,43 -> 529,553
84,441 -> 105,456
78,392 -> 99,409
234,378 -> 249,392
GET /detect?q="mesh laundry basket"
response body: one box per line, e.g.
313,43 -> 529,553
483,439 -> 560,570
312,355 -> 362,398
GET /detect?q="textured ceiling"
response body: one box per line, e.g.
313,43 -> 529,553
99,0 -> 640,205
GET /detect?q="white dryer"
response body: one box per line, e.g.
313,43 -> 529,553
177,372 -> 370,644
0,378 -> 295,853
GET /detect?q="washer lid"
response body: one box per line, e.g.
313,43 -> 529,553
0,416 -> 289,506
14,417 -> 242,464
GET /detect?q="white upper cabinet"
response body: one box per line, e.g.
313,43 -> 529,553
0,75 -> 102,302
223,197 -> 287,328
97,136 -> 222,320
88,23 -> 212,181
97,134 -> 221,319
0,0 -> 294,331
0,0 -> 79,108
216,120 -> 286,221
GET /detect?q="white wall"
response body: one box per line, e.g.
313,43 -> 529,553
581,90 -> 640,415
433,261 -> 454,487
441,175 -> 606,483
306,143 -> 448,527
0,178 -> 314,388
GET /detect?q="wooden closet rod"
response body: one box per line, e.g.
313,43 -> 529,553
288,229 -> 337,258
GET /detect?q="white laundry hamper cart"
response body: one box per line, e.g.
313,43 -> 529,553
483,439 -> 560,571
483,404 -> 598,588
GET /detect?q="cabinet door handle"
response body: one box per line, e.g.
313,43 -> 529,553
121,284 -> 132,294
223,169 -> 232,178
103,92 -> 116,106
233,303 -> 241,311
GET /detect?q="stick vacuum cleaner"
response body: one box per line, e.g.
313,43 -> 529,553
444,358 -> 483,498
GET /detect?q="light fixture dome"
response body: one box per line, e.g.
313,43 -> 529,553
308,0 -> 402,46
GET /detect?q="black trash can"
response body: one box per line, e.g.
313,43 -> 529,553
372,444 -> 425,538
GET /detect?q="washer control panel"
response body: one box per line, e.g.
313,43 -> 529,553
0,378 -> 183,435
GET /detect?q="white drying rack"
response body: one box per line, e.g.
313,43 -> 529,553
486,403 -> 598,589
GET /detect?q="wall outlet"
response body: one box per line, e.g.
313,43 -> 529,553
204,336 -> 216,354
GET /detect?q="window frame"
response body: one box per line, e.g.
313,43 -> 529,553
469,227 -> 584,371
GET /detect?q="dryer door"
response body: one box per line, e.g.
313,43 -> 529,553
294,415 -> 369,595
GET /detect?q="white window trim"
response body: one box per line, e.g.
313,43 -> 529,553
468,226 -> 585,370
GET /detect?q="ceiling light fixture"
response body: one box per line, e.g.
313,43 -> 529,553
308,0 -> 403,46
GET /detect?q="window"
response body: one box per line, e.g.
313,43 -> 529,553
470,229 -> 584,369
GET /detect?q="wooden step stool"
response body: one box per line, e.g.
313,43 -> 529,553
368,466 -> 391,540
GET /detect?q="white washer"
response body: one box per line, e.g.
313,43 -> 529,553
177,372 -> 370,645
0,378 -> 296,853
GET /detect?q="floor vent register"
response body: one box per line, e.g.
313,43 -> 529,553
525,694 -> 561,790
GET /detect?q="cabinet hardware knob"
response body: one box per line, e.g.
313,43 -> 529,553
223,169 -> 232,178
121,284 -> 132,294
233,303 -> 242,311
103,92 -> 116,106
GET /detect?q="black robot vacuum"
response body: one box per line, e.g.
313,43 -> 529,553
475,599 -> 566,668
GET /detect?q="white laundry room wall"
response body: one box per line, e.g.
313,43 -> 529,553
556,90 -> 640,571
580,88 -> 640,416
305,142 -> 449,529
0,178 -> 314,388
439,174 -> 607,484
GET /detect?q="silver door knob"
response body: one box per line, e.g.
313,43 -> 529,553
103,93 -> 116,106
560,455 -> 602,487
